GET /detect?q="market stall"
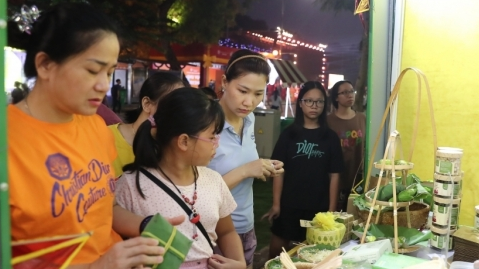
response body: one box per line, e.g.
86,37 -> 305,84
364,0 -> 479,258
364,0 -> 479,265
267,59 -> 307,118
148,43 -> 238,93
264,0 -> 479,268
262,67 -> 465,268
386,2 -> 479,264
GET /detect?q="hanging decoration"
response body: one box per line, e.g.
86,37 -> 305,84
354,0 -> 370,15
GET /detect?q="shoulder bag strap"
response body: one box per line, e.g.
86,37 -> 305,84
139,167 -> 214,251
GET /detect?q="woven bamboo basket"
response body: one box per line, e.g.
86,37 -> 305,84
264,259 -> 315,269
305,223 -> 346,248
358,202 -> 429,229
452,226 -> 479,263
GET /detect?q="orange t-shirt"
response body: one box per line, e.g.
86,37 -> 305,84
8,105 -> 122,264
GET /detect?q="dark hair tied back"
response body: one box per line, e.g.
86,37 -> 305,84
124,87 -> 225,199
14,3 -> 119,78
225,49 -> 271,82
123,72 -> 184,123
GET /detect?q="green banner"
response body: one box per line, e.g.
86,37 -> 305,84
0,0 -> 12,267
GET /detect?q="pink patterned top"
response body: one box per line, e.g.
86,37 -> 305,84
115,166 -> 237,262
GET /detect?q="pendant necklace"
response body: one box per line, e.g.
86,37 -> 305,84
158,165 -> 200,240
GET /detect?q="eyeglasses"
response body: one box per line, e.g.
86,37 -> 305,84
191,134 -> 220,148
301,99 -> 325,107
337,90 -> 357,96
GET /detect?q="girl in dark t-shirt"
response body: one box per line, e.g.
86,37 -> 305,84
262,81 -> 345,259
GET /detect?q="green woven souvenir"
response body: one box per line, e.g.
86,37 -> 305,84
141,214 -> 193,269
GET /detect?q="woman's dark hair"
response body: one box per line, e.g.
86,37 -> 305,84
330,80 -> 353,109
294,81 -> 328,128
124,87 -> 225,198
225,49 -> 270,82
200,87 -> 218,100
17,3 -> 119,78
124,72 -> 184,123
11,88 -> 26,104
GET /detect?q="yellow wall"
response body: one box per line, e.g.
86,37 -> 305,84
397,0 -> 479,225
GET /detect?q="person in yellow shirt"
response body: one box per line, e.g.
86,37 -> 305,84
8,3 -> 182,268
109,72 -> 184,177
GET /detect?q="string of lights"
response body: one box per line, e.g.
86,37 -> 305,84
219,26 -> 329,85
246,27 -> 328,52
218,38 -> 272,53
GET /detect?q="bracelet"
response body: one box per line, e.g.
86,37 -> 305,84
139,215 -> 153,234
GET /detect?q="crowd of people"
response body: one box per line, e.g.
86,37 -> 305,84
6,2 -> 366,268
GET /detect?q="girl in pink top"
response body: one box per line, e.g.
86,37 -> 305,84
113,87 -> 246,269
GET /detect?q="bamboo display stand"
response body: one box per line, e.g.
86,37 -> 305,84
362,130 -> 414,253
367,133 -> 414,227
360,68 -> 438,254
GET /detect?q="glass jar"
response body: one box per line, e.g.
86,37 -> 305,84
430,225 -> 455,251
432,196 -> 460,229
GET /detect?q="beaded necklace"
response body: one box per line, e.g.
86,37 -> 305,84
158,166 -> 200,240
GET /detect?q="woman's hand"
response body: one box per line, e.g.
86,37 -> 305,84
90,237 -> 164,269
246,159 -> 273,181
207,254 -> 247,269
270,160 -> 284,176
261,205 -> 280,223
247,159 -> 284,181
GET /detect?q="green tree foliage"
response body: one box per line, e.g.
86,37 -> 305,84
7,0 -> 253,70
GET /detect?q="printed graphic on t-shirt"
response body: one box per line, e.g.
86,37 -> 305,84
46,153 -> 72,180
47,153 -> 115,222
337,129 -> 363,148
293,140 -> 325,159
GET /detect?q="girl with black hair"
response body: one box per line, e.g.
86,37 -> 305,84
327,80 -> 366,211
109,72 -> 184,177
268,89 -> 283,112
113,88 -> 246,269
200,86 -> 218,100
7,3 -> 176,268
262,81 -> 345,259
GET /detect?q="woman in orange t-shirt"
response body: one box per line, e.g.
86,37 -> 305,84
7,3 -> 182,268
